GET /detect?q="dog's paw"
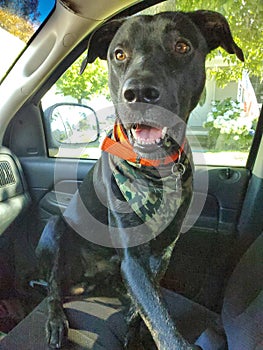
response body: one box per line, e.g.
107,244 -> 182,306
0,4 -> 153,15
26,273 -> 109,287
46,313 -> 69,349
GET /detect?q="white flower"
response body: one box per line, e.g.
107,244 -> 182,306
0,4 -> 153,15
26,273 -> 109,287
224,110 -> 234,118
206,115 -> 214,122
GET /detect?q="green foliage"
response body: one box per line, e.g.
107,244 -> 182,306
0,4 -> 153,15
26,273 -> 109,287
203,98 -> 257,150
0,0 -> 39,21
56,0 -> 262,101
145,0 -> 263,86
0,8 -> 34,41
56,55 -> 110,103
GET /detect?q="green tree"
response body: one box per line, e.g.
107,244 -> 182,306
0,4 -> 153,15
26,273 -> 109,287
0,8 -> 34,41
56,0 -> 262,100
0,0 -> 39,21
56,55 -> 110,103
144,0 -> 263,86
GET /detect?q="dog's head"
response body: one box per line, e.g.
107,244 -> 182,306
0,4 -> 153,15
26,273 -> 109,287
82,10 -> 244,160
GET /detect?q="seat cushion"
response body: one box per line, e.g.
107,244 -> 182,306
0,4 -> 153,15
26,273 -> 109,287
0,288 -> 222,349
222,233 -> 263,349
0,297 -> 126,350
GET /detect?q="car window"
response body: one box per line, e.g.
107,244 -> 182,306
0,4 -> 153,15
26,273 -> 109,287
0,0 -> 55,81
41,0 -> 262,167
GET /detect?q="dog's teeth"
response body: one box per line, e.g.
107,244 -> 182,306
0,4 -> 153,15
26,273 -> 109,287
155,138 -> 162,145
131,125 -> 167,146
136,138 -> 157,146
131,128 -> 136,139
162,127 -> 167,139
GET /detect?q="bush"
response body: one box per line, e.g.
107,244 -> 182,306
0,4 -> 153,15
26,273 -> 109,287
203,98 -> 256,151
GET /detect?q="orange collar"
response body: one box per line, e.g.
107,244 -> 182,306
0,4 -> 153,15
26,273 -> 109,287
101,122 -> 185,167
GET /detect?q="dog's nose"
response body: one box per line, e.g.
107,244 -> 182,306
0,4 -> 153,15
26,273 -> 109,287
122,79 -> 160,104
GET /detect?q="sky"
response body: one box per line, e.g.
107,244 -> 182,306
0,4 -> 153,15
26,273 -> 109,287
37,0 -> 56,21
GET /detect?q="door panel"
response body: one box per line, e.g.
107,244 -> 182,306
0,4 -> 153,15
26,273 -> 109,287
20,157 -> 95,202
194,166 -> 250,235
19,157 -> 95,235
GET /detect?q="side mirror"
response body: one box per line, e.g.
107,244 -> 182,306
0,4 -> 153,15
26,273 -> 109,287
44,103 -> 100,146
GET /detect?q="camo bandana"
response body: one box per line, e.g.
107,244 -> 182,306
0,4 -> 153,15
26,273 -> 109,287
108,153 -> 190,236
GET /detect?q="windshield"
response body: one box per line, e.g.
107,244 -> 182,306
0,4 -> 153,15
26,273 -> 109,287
0,0 -> 55,80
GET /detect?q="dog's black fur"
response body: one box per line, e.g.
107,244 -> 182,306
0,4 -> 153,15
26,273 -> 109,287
36,10 -> 243,349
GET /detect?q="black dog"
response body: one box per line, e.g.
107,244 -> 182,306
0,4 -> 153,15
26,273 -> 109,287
36,10 -> 244,349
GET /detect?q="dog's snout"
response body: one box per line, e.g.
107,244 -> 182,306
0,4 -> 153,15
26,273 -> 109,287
123,79 -> 160,104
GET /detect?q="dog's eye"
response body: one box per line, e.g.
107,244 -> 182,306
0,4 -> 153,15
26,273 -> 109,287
114,49 -> 127,61
174,41 -> 191,54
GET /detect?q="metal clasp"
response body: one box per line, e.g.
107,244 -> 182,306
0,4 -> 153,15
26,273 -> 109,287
171,149 -> 186,177
171,149 -> 186,190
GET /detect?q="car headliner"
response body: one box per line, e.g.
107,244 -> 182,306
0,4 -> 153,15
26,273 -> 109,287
59,0 -> 139,20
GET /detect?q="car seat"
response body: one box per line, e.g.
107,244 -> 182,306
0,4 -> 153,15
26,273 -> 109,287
1,233 -> 262,349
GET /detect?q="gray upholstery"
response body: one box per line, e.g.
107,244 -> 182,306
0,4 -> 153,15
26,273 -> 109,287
0,291 -> 222,349
222,233 -> 263,350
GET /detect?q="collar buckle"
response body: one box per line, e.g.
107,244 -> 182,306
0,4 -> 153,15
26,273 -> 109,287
171,150 -> 186,177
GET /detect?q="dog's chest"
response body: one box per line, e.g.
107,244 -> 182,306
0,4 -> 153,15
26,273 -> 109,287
80,246 -> 119,277
76,245 -> 123,295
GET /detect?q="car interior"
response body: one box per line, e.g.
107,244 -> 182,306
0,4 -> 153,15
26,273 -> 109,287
0,0 -> 262,349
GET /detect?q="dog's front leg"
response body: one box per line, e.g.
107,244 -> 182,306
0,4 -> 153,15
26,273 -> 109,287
123,243 -> 176,350
106,171 -> 197,349
36,216 -> 68,349
121,248 -> 198,350
46,256 -> 68,349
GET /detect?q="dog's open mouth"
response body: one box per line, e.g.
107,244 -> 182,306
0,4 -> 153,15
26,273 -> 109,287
130,123 -> 167,148
123,120 -> 184,160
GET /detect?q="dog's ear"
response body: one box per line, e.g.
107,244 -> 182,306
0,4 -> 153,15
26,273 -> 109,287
80,19 -> 125,74
187,10 -> 244,62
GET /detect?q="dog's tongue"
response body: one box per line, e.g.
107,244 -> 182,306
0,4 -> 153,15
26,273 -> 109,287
133,124 -> 162,142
